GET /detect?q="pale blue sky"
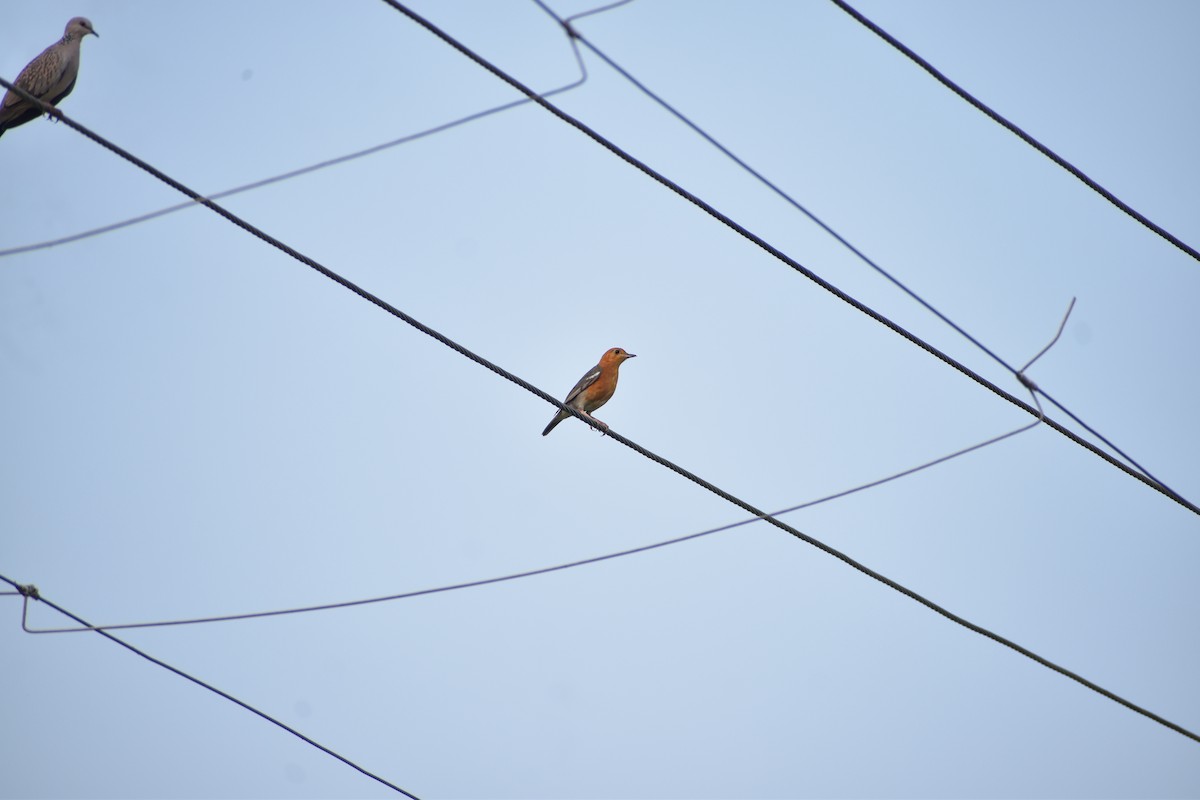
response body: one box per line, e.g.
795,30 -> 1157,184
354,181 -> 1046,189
3,1 -> 1198,798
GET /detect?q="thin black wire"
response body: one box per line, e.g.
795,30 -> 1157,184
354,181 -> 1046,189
542,1 -> 1192,510
369,1 -> 1198,516
17,410 -> 1043,635
829,0 -> 1200,265
0,23 -> 591,259
0,576 -> 421,798
1,26 -> 1194,744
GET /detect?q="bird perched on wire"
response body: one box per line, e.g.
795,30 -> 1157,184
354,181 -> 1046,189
542,347 -> 637,436
0,17 -> 99,139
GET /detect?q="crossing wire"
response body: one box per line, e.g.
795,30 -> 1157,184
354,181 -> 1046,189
366,3 -> 1197,516
830,0 -> 1200,265
1,74 -> 1196,745
0,577 -> 421,798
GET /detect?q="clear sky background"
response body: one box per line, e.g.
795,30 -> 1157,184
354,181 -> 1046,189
3,1 -> 1198,798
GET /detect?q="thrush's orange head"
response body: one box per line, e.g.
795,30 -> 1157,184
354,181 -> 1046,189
601,347 -> 636,365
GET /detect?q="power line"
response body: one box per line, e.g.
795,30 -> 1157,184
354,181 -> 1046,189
0,577 -> 421,798
0,17 -> 594,259
829,0 -> 1200,265
1,73 -> 1195,745
370,2 -> 1198,516
16,407 -> 1047,635
537,0 -> 1194,513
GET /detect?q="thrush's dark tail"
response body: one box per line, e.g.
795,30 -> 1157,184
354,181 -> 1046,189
542,413 -> 566,436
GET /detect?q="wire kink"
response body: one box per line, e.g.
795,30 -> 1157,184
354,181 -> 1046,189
829,0 -> 1200,265
541,2 -> 1194,510
368,3 -> 1198,516
0,575 -> 421,798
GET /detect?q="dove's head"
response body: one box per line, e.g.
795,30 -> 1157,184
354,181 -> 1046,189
65,17 -> 98,40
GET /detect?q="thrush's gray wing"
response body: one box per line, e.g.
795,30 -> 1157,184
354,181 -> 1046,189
563,364 -> 602,406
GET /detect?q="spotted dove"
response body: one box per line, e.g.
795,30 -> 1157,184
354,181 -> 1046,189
0,17 -> 98,138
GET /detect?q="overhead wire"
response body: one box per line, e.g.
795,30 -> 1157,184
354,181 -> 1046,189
0,577 -> 421,798
829,0 -> 1200,265
534,0 -> 1194,512
0,12 -> 594,259
0,74 -> 1195,745
369,1 -> 1198,516
16,381 -> 1054,635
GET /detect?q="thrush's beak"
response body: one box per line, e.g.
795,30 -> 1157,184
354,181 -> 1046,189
625,353 -> 637,359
